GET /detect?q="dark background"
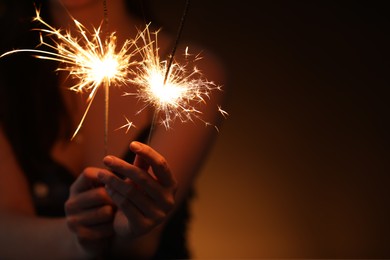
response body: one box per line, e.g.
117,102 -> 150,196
148,0 -> 390,258
0,0 -> 387,258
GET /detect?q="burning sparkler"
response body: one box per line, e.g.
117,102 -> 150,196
0,7 -> 138,153
126,0 -> 226,144
126,25 -> 225,137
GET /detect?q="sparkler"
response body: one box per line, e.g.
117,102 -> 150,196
0,6 -> 138,154
128,27 -> 223,131
126,0 -> 226,144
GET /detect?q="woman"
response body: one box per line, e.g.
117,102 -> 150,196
0,0 -> 225,258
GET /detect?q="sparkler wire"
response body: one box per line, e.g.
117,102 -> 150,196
103,0 -> 110,155
147,0 -> 191,145
103,0 -> 109,35
163,0 -> 190,85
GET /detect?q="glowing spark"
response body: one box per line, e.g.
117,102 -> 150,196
0,8 -> 138,139
116,116 -> 136,134
127,25 -> 223,129
218,105 -> 229,118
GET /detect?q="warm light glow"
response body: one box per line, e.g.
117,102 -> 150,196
0,8 -> 138,138
89,55 -> 119,84
148,70 -> 186,105
127,25 -> 226,130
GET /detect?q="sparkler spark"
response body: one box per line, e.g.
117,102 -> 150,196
0,8 -> 138,140
126,26 -> 224,130
116,116 -> 136,134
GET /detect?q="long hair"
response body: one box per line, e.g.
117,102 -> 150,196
0,0 -> 68,172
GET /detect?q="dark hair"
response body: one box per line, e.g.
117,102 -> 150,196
0,1 -> 68,169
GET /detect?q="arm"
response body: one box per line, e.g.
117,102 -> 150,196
98,47 -> 227,258
0,214 -> 86,259
0,127 -> 84,259
0,127 -> 113,259
149,46 -> 227,221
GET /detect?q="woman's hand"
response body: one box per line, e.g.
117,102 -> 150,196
64,167 -> 115,256
97,141 -> 177,239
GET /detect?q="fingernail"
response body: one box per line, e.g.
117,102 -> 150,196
97,171 -> 104,180
97,172 -> 103,180
130,141 -> 142,152
103,156 -> 114,166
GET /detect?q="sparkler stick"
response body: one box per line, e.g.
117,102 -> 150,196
103,0 -> 110,155
147,0 -> 191,145
104,80 -> 109,155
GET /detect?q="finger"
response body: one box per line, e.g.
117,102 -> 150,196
113,210 -> 149,238
107,186 -> 147,228
98,171 -> 164,220
70,167 -> 107,195
101,158 -> 166,205
74,223 -> 114,241
65,186 -> 113,214
130,141 -> 176,188
133,152 -> 149,171
66,205 -> 114,227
